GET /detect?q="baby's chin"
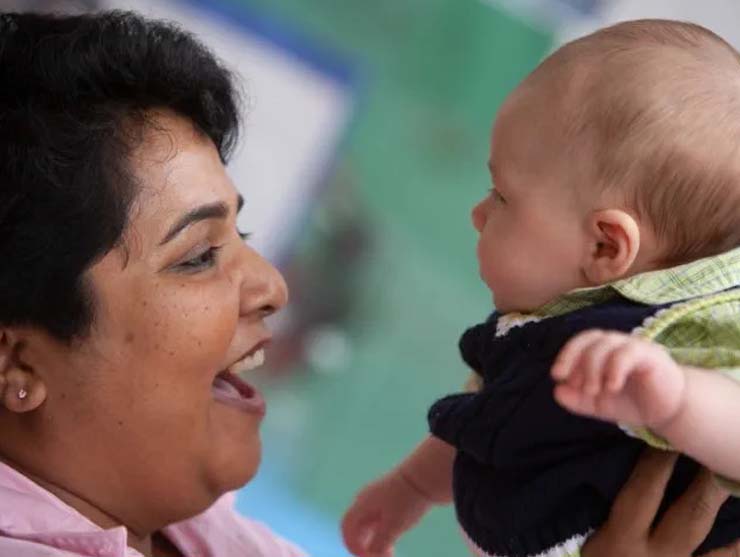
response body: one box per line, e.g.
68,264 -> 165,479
491,293 -> 519,314
492,286 -> 572,314
493,297 -> 541,315
493,302 -> 517,314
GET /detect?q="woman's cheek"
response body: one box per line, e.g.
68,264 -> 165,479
185,291 -> 238,360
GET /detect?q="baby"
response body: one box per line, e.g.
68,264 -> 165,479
342,19 -> 740,557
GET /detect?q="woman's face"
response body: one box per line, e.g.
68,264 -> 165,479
20,111 -> 288,532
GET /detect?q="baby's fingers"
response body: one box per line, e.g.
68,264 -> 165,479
580,335 -> 629,396
554,382 -> 598,417
341,503 -> 379,555
603,342 -> 643,393
552,329 -> 608,380
366,523 -> 399,557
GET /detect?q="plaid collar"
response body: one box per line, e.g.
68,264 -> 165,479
534,246 -> 740,318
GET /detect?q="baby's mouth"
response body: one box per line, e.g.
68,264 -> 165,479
211,348 -> 266,415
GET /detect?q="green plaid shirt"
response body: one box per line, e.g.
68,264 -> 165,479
467,246 -> 740,493
534,246 -> 740,375
538,246 -> 740,316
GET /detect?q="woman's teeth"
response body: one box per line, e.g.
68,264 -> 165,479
227,348 -> 265,375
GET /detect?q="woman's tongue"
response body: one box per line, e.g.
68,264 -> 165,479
209,349 -> 266,413
212,373 -> 242,401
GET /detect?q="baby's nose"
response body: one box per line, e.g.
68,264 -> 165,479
471,200 -> 487,232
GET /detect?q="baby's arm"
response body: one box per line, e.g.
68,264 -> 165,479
398,434 -> 456,503
341,436 -> 454,556
552,330 -> 740,484
659,366 -> 740,484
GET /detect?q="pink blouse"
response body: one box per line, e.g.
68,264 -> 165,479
0,461 -> 308,556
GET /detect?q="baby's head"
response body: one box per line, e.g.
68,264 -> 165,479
475,19 -> 740,313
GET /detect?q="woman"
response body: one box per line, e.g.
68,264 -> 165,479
0,10 -> 736,557
0,10 -> 300,557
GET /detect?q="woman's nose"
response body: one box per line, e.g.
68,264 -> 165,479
471,199 -> 487,232
239,250 -> 289,318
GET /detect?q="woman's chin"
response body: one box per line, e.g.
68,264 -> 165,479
207,399 -> 265,487
234,445 -> 262,488
213,436 -> 263,494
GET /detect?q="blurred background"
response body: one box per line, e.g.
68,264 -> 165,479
4,1 -> 740,555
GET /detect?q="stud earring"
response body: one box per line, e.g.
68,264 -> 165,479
17,388 -> 27,400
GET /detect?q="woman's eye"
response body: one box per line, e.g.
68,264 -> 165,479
178,246 -> 222,272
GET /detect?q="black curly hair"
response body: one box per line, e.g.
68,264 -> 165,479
0,10 -> 241,341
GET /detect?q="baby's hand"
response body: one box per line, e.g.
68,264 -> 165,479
551,330 -> 687,429
341,468 -> 432,557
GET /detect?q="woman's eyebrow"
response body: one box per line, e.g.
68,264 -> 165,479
159,202 -> 228,245
160,194 -> 243,246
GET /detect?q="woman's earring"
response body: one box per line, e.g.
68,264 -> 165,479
17,388 -> 27,400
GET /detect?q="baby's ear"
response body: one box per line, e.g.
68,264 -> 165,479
0,330 -> 47,413
582,209 -> 641,285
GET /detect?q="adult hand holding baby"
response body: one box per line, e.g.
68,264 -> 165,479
582,449 -> 740,557
343,448 -> 740,557
554,330 -> 740,555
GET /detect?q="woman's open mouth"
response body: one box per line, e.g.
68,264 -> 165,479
211,348 -> 266,416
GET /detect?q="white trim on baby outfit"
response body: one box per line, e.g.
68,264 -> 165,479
461,528 -> 591,557
495,313 -> 546,337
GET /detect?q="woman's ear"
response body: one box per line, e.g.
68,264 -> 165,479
582,209 -> 641,285
0,330 -> 47,413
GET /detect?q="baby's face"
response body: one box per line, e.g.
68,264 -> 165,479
473,89 -> 591,313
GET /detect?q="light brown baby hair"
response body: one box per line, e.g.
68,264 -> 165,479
528,19 -> 740,265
